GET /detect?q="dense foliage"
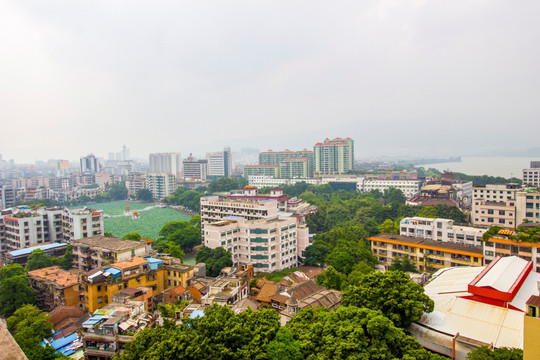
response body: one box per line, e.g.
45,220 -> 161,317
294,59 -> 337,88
0,264 -> 36,316
165,186 -> 204,211
108,183 -> 129,200
287,306 -> 446,360
154,220 -> 202,254
342,270 -> 434,328
26,245 -> 72,271
195,247 -> 233,277
6,305 -> 65,360
136,189 -> 154,202
467,346 -> 523,360
116,305 -> 280,360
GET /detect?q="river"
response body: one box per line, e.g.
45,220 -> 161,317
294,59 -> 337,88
417,157 -> 538,178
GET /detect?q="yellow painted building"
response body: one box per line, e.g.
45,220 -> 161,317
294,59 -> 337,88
369,234 -> 483,272
525,295 -> 540,360
83,257 -> 166,312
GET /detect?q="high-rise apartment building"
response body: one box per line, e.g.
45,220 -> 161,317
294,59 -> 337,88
0,207 -> 104,252
183,155 -> 208,180
206,147 -> 232,178
259,149 -> 314,177
149,153 -> 182,178
313,137 -> 354,175
0,185 -> 15,210
146,173 -> 177,200
523,161 -> 540,187
80,154 -> 98,173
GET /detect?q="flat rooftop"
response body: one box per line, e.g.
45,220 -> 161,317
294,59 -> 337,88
369,233 -> 483,255
72,236 -> 143,252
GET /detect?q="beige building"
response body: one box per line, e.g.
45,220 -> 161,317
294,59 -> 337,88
472,198 -> 516,229
204,216 -> 309,273
400,217 -> 486,247
71,236 -> 147,271
369,234 -> 483,272
516,189 -> 540,225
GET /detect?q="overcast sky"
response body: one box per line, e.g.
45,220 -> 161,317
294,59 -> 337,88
1,0 -> 539,163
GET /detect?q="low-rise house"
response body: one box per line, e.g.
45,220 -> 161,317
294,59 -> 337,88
201,277 -> 248,306
27,266 -> 83,311
82,301 -> 154,359
83,257 -> 166,312
48,306 -> 88,333
71,236 -> 147,271
187,279 -> 213,304
162,286 -> 191,304
369,233 -> 483,272
5,242 -> 68,267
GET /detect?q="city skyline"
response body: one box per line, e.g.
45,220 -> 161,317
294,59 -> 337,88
1,1 -> 540,162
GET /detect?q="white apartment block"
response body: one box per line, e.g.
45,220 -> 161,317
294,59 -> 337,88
472,184 -> 520,202
62,208 -> 104,242
247,176 -> 321,188
400,217 -> 485,247
204,216 -> 309,273
200,195 -> 278,235
0,207 -> 104,252
472,199 -> 516,229
360,179 -> 421,199
183,156 -> 208,181
149,153 -> 182,178
207,148 -> 232,178
516,190 -> 540,225
523,161 -> 540,187
146,173 -> 177,201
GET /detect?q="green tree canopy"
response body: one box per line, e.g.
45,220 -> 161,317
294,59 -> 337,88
315,266 -> 346,290
0,264 -> 36,316
195,247 -> 233,277
467,346 -> 523,360
208,177 -> 242,193
26,249 -> 55,271
342,270 -> 434,328
136,189 -> 154,202
287,306 -> 446,360
6,305 -> 61,360
267,327 -> 303,360
109,183 -> 129,200
117,305 -> 280,360
123,232 -> 142,241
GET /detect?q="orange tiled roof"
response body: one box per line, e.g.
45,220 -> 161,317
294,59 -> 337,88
111,257 -> 149,270
27,266 -> 80,288
256,282 -> 280,303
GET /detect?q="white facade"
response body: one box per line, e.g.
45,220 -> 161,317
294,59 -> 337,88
360,179 -> 421,199
204,216 -> 307,273
472,198 -> 516,229
149,153 -> 182,178
523,161 -> 540,186
183,156 -> 208,181
0,207 -> 104,252
146,173 -> 177,201
516,190 -> 540,225
206,148 -> 232,178
400,217 -> 485,247
472,184 -> 519,202
247,176 -> 321,188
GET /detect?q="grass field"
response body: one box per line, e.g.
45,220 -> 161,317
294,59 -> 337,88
80,201 -> 192,240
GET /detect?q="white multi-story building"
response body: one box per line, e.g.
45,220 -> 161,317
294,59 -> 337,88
472,199 -> 516,229
0,185 -> 16,210
149,153 -> 182,178
206,148 -> 232,178
62,208 -> 104,242
516,189 -> 540,225
80,154 -> 98,173
523,161 -> 540,187
400,217 -> 486,247
472,184 -> 520,202
204,216 -> 309,273
247,176 -> 321,188
360,178 -> 421,199
0,207 -> 104,252
146,173 -> 177,201
183,155 -> 208,181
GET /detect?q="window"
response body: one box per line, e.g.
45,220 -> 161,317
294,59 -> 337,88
97,285 -> 102,292
97,296 -> 103,304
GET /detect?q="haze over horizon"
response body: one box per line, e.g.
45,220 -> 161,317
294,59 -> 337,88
1,0 -> 539,163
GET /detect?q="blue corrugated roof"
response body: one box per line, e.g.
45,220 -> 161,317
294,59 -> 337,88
145,257 -> 163,265
104,267 -> 121,276
82,315 -> 105,326
49,333 -> 78,350
9,242 -> 66,257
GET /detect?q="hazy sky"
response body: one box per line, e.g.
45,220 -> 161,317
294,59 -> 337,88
1,0 -> 539,163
